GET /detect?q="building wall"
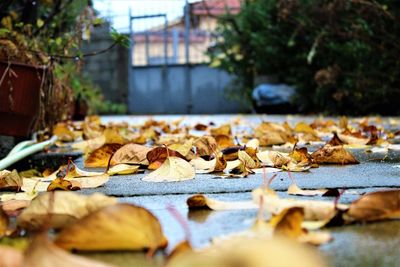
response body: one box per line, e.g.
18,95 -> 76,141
132,16 -> 217,65
81,24 -> 128,105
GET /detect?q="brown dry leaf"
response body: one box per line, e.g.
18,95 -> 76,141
221,146 -> 241,161
327,132 -> 345,146
84,143 -> 123,168
66,175 -> 109,189
344,189 -> 400,223
289,147 -> 315,166
71,135 -> 106,154
269,207 -> 332,245
190,157 -> 216,174
282,161 -> 312,172
166,236 -> 327,267
17,192 -> 117,230
190,155 -> 226,174
168,240 -> 193,261
254,122 -> 291,146
252,188 -> 348,221
0,245 -> 23,267
110,143 -> 152,166
222,162 -> 253,178
311,144 -> 359,164
53,122 -> 76,142
47,178 -> 81,191
0,192 -> 37,202
338,133 -> 369,145
147,147 -> 185,170
187,194 -> 257,210
24,234 -> 115,267
107,164 -> 140,175
257,150 -> 291,167
287,183 -> 329,197
55,203 -> 168,252
0,207 -> 8,237
214,154 -> 227,172
143,157 -> 195,182
103,127 -> 128,145
271,207 -> 306,239
246,138 -> 260,150
193,136 -> 218,156
58,162 -> 103,179
224,159 -> 241,171
22,173 -> 109,193
193,123 -> 208,131
0,170 -> 22,192
210,124 -> 231,136
215,134 -> 235,149
168,140 -> 193,157
294,122 -> 318,137
1,200 -> 30,217
238,150 -> 258,169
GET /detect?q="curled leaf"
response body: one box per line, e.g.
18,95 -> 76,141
238,150 -> 258,169
345,189 -> 400,223
55,203 -> 168,252
143,157 -> 195,182
107,164 -> 140,175
187,194 -> 257,210
110,143 -> 151,165
24,234 -> 115,267
84,144 -> 122,168
167,236 -> 327,267
193,136 -> 218,157
311,145 -> 359,164
53,122 -> 76,142
147,147 -> 185,170
287,183 -> 330,197
17,192 -> 117,230
0,170 -> 22,192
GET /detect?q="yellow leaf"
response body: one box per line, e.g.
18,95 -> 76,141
24,234 -> 115,267
17,192 -> 117,230
107,164 -> 140,175
84,143 -> 122,168
142,157 -> 195,182
186,194 -> 257,210
55,203 -> 168,252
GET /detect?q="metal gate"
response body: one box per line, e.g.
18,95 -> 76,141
127,0 -> 242,114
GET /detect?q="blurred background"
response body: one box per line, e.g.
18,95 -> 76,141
83,0 -> 244,115
1,0 -> 399,125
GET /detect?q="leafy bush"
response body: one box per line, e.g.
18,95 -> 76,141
209,0 -> 400,115
0,1 -> 129,130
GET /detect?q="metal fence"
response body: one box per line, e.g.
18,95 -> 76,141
125,0 -> 241,66
93,0 -> 244,114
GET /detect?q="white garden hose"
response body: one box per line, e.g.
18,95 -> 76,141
0,135 -> 58,171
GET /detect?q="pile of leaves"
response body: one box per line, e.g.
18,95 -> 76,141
0,115 -> 400,266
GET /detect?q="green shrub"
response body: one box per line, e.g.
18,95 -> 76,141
209,0 -> 400,115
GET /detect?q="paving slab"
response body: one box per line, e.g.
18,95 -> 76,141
80,152 -> 400,197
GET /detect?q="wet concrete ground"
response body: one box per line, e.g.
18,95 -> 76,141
26,115 -> 400,266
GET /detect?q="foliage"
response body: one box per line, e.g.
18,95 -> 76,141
209,0 -> 400,115
0,0 -> 129,131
